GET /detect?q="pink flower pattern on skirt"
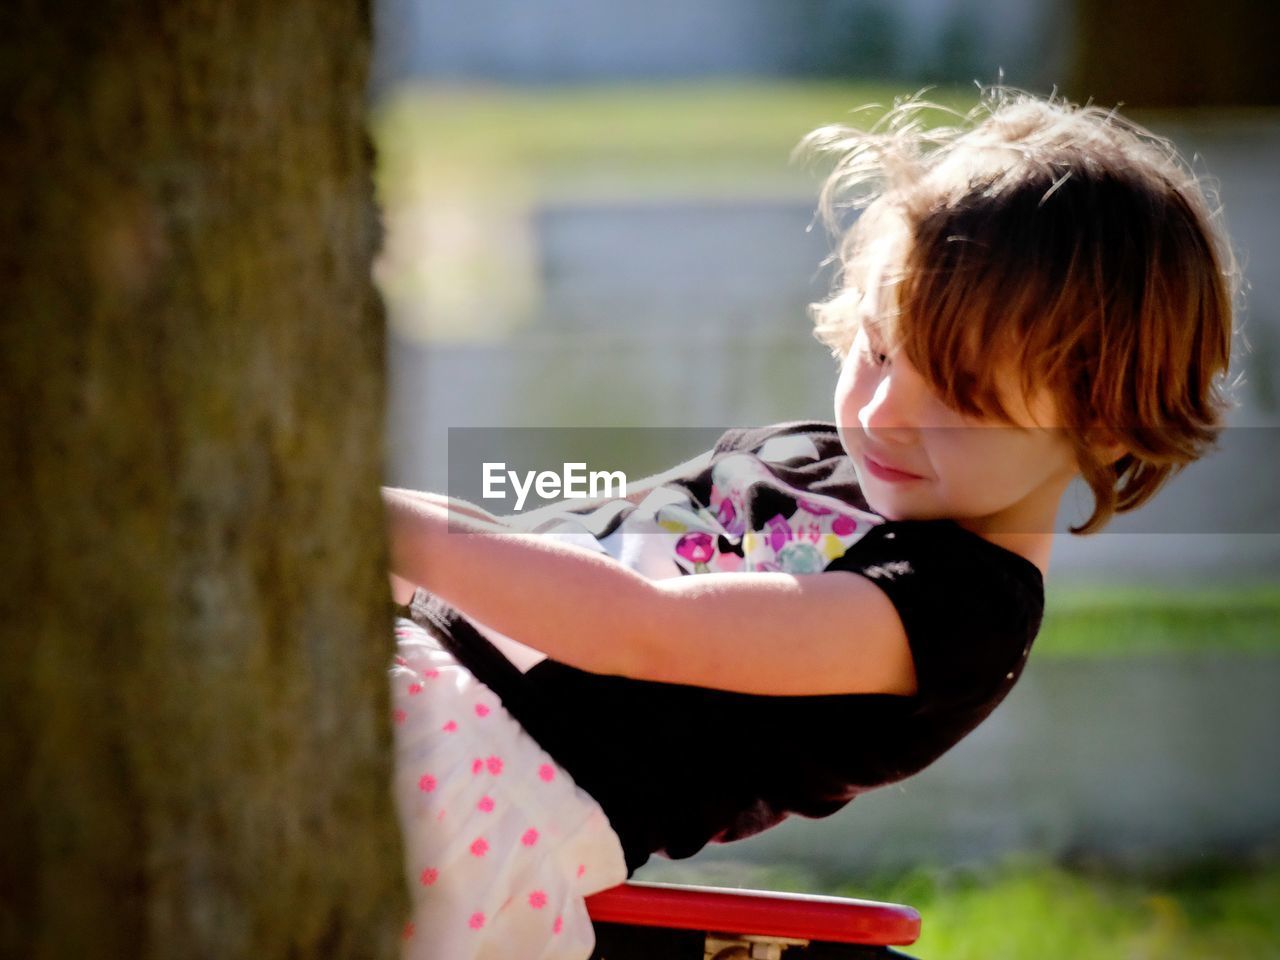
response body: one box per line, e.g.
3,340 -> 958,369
390,616 -> 628,960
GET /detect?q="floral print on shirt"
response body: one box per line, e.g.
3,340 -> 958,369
659,453 -> 884,576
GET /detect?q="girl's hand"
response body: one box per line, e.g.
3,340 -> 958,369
389,571 -> 418,606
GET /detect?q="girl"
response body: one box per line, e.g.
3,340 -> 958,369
383,87 -> 1239,959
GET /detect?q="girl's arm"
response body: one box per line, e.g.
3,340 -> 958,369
386,491 -> 507,605
382,488 -> 917,698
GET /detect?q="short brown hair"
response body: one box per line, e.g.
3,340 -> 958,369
799,87 -> 1243,535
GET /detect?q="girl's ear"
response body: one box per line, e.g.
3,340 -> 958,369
1088,425 -> 1130,467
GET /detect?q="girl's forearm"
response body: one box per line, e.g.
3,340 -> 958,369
381,487 -> 657,677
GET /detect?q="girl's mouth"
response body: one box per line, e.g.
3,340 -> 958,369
863,454 -> 925,482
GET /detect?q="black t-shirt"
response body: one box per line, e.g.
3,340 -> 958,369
405,420 -> 1045,876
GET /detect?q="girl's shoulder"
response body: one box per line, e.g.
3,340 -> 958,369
827,517 -> 1046,708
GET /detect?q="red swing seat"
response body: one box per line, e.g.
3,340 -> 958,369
586,880 -> 922,959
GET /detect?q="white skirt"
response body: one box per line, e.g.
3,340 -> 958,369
390,615 -> 629,960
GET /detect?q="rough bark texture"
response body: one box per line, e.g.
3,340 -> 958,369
0,2 -> 404,957
1071,0 -> 1279,108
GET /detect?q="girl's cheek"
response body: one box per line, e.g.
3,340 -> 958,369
923,410 -> 982,462
916,398 -> 966,436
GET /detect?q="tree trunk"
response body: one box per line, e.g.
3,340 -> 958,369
0,2 -> 404,957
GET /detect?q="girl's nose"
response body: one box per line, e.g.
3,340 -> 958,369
858,358 -> 928,441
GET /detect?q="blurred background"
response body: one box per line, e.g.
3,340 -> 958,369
370,2 -> 1279,955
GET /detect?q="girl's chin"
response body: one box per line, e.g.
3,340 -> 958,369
858,480 -> 918,521
865,499 -> 910,522
863,492 -> 943,524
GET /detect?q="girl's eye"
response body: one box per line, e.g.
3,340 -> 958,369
857,325 -> 890,367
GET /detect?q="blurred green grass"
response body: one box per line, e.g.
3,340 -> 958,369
638,854 -> 1280,959
875,855 -> 1280,959
371,80 -> 976,204
1038,583 -> 1280,658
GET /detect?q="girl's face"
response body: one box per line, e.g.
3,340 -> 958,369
833,300 -> 1080,540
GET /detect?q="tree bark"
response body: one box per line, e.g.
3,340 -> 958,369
0,2 -> 404,957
